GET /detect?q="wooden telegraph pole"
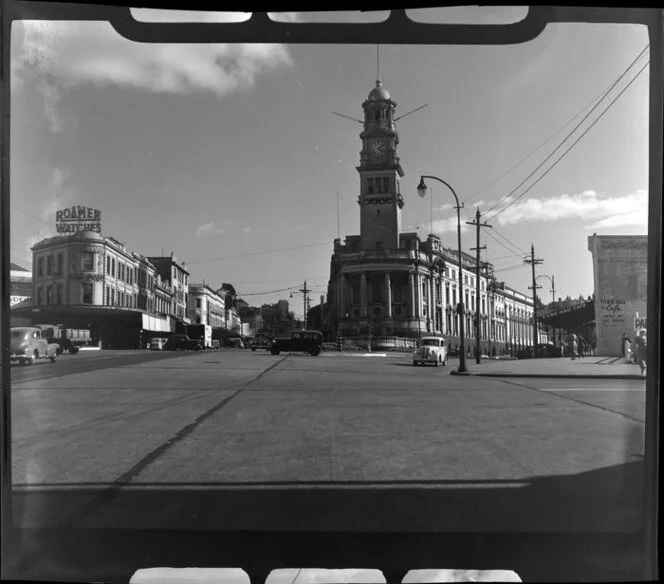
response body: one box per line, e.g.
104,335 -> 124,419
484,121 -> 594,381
525,244 -> 544,357
467,207 -> 492,364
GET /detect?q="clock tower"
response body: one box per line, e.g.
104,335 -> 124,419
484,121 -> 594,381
357,79 -> 404,251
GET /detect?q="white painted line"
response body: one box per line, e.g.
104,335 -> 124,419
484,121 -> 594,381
541,387 -> 645,392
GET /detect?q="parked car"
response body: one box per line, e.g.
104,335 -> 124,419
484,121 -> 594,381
269,330 -> 323,356
10,327 -> 59,365
447,347 -> 460,357
150,337 -> 168,351
228,337 -> 245,349
412,336 -> 447,366
536,343 -> 560,358
163,334 -> 202,351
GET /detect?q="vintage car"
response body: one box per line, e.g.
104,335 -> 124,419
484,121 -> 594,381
163,334 -> 202,351
149,337 -> 168,351
269,330 -> 323,356
412,336 -> 447,366
250,335 -> 273,351
10,327 -> 59,365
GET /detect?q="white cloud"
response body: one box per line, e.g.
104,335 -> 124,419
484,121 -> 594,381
196,222 -> 223,237
487,189 -> 648,229
13,16 -> 294,131
431,217 -> 470,234
26,168 -> 74,249
242,227 -> 251,233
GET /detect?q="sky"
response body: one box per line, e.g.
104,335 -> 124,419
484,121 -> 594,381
9,7 -> 650,318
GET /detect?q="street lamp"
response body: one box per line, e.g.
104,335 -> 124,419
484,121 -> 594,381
536,274 -> 555,347
417,176 -> 467,373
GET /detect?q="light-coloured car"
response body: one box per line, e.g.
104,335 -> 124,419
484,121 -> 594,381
412,336 -> 447,367
10,327 -> 59,365
150,337 -> 168,351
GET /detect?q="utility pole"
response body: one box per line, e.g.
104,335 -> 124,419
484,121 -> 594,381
551,274 -> 556,304
525,244 -> 544,357
299,280 -> 311,329
467,207 -> 492,364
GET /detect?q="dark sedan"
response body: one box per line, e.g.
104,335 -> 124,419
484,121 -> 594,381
164,335 -> 202,351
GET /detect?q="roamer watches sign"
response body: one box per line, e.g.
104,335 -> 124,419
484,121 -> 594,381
56,206 -> 102,233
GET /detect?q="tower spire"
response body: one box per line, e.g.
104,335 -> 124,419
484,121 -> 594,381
376,44 -> 380,84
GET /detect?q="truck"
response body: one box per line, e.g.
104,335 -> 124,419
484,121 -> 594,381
184,324 -> 213,349
33,323 -> 83,354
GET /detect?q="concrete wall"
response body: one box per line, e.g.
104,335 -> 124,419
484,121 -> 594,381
588,235 -> 648,356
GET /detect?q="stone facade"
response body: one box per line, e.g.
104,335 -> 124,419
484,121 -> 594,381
324,79 -> 540,352
588,234 -> 648,356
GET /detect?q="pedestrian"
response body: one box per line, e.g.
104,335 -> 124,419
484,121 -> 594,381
633,328 -> 647,377
578,336 -> 585,358
568,334 -> 578,360
621,332 -> 628,357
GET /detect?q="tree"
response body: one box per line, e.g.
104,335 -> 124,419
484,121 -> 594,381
306,303 -> 326,331
220,283 -> 237,310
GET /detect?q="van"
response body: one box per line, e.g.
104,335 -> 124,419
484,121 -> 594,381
150,337 -> 168,351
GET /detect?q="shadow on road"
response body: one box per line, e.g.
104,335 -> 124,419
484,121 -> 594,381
5,460 -> 648,583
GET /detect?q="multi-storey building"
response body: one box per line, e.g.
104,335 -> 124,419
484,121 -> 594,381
146,254 -> 191,322
324,78 -> 542,355
13,231 -> 195,348
187,284 -> 227,329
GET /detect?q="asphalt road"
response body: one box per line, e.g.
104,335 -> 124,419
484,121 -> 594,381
5,349 -> 649,582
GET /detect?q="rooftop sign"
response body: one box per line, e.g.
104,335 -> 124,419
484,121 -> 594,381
56,206 -> 102,234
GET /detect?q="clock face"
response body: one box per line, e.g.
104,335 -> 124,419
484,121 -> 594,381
369,140 -> 387,159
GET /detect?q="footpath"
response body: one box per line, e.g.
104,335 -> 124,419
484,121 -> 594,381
450,355 -> 645,380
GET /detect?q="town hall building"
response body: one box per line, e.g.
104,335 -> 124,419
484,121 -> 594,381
323,78 -> 542,355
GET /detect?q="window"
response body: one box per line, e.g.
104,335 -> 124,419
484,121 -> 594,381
45,286 -> 52,305
367,178 -> 375,194
37,258 -> 44,277
111,258 -> 115,277
57,253 -> 64,274
82,283 -> 93,304
196,298 -> 201,308
81,252 -> 94,271
36,287 -> 42,306
56,285 -> 63,305
46,256 -> 52,275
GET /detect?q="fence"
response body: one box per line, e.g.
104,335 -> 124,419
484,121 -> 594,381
325,335 -> 419,353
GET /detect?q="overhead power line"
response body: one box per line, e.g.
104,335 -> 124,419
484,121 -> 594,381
484,44 -> 649,221
12,206 -> 54,229
239,285 -> 302,297
462,62 -> 648,206
487,57 -> 649,223
484,229 -> 524,259
489,228 -> 529,257
187,240 -> 333,265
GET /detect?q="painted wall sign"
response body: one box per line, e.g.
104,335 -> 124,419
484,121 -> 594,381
599,297 -> 626,325
56,206 -> 102,233
634,316 -> 647,329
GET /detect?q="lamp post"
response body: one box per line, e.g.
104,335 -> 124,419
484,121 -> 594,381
417,176 -> 467,373
536,274 -> 555,346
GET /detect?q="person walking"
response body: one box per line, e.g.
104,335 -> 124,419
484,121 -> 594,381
568,334 -> 578,360
633,328 -> 647,377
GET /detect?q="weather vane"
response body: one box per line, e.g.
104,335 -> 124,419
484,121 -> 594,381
331,45 -> 428,125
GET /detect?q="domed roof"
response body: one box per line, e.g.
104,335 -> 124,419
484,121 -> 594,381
368,79 -> 390,101
74,230 -> 103,241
